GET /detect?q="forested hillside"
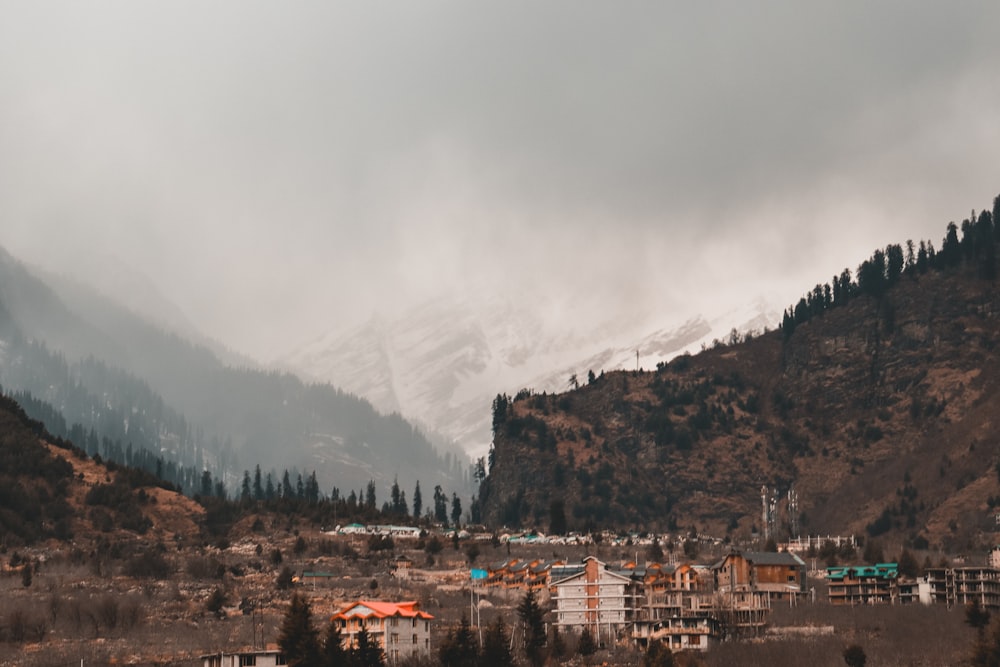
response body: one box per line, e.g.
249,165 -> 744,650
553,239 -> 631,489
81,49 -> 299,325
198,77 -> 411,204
480,194 -> 1000,551
0,247 -> 469,502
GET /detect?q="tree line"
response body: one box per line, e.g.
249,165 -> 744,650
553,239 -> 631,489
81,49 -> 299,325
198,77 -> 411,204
782,196 -> 1000,339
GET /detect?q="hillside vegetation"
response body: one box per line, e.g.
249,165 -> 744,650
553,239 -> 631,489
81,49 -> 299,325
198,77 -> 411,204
0,246 -> 469,501
480,194 -> 1000,551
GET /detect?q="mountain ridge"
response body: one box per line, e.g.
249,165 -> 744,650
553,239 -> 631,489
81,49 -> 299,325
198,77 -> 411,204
478,198 -> 1000,551
279,294 -> 783,459
0,245 -> 467,501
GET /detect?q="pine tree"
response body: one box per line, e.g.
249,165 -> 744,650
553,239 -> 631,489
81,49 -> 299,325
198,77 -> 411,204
413,481 -> 423,519
434,485 -> 448,524
451,493 -> 463,527
481,617 -> 514,667
352,626 -> 385,667
971,617 -> 1000,667
253,464 -> 264,501
321,621 -> 349,667
642,640 -> 674,667
517,589 -> 547,667
390,477 -> 402,514
577,627 -> 596,658
439,614 -> 478,667
277,593 -> 320,667
241,470 -> 252,501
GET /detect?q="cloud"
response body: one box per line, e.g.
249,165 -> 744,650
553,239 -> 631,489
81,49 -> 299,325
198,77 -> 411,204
1,2 -> 999,358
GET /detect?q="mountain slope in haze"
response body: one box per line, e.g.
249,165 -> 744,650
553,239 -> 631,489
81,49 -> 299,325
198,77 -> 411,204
0,391 -> 203,549
480,197 -> 1000,551
280,295 -> 781,459
0,246 -> 466,500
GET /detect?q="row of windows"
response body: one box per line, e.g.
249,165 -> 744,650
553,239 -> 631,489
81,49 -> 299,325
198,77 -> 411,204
237,655 -> 286,666
340,618 -> 428,630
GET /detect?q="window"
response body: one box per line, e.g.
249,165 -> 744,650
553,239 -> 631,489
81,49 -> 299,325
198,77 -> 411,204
391,633 -> 399,645
689,635 -> 700,646
412,634 -> 417,645
275,655 -> 287,665
239,655 -> 256,667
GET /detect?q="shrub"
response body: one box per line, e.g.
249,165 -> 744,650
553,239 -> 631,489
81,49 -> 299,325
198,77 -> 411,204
124,548 -> 171,579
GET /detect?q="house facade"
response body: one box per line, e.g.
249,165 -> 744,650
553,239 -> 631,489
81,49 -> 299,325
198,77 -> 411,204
330,600 -> 433,664
201,649 -> 286,667
926,566 -> 1000,609
713,550 -> 806,600
631,614 -> 720,652
552,556 -> 640,645
826,563 -> 899,605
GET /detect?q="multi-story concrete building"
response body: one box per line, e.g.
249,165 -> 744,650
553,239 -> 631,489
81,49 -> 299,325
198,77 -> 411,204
552,556 -> 640,646
826,563 -> 899,605
926,566 -> 1000,609
330,600 -> 433,664
201,648 -> 286,667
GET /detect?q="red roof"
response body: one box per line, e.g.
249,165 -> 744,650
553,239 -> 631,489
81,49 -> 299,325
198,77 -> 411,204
331,600 -> 434,621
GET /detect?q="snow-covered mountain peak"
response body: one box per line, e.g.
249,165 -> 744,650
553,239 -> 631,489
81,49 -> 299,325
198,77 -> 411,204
278,294 -> 782,458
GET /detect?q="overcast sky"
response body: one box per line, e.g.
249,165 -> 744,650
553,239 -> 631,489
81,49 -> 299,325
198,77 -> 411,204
2,2 -> 999,359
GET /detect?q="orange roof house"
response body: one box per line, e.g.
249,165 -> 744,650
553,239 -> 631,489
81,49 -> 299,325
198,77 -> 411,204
331,601 -> 434,663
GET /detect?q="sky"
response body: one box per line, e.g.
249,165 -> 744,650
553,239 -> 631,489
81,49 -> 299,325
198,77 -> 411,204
2,2 -> 1000,360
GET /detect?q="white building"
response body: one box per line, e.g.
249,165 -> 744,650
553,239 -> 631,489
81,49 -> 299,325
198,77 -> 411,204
201,649 -> 286,667
330,600 -> 433,664
552,556 -> 639,646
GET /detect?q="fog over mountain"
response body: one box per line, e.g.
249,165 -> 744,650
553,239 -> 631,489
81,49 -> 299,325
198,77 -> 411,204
2,2 -> 999,378
281,293 -> 782,457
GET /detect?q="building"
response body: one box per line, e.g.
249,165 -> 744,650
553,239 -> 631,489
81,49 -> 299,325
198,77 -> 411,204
926,566 -> 1000,609
631,614 -> 720,652
201,649 -> 286,667
897,577 -> 932,605
552,556 -> 641,645
713,551 -> 806,600
330,601 -> 433,664
826,563 -> 899,605
485,558 -> 562,592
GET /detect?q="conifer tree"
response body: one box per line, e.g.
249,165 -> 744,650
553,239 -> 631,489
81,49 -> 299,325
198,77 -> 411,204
352,626 -> 385,667
517,589 -> 547,667
434,485 -> 448,524
322,621 -> 349,667
253,464 -> 264,501
413,481 -> 423,519
481,617 -> 514,667
451,493 -> 463,527
278,593 -> 320,667
439,614 -> 478,667
241,471 -> 252,501
642,640 -> 674,667
577,627 -> 597,658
